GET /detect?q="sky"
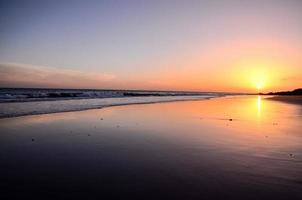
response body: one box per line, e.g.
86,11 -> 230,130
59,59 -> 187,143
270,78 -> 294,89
0,0 -> 301,92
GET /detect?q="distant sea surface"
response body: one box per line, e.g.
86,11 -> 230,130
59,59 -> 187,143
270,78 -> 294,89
0,88 -> 228,103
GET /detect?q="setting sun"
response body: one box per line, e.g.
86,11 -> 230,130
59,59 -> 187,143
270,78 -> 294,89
256,80 -> 265,91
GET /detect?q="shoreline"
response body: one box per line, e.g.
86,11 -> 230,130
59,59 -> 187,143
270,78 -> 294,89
0,95 -> 217,119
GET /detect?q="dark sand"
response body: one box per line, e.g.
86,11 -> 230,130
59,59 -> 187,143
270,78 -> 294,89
267,95 -> 302,105
1,96 -> 302,199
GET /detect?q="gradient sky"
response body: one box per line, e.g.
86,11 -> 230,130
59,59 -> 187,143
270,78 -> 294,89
0,0 -> 301,92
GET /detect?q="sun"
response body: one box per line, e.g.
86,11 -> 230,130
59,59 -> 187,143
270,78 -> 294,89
248,67 -> 267,92
251,73 -> 266,92
256,81 -> 264,91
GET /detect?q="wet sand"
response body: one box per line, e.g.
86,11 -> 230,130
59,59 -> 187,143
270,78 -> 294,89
0,96 -> 302,199
267,95 -> 302,105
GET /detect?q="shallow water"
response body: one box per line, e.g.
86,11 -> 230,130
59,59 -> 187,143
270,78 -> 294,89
0,95 -> 214,118
1,96 -> 302,199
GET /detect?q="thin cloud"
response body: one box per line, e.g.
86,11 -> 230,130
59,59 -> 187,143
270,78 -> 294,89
0,63 -> 116,89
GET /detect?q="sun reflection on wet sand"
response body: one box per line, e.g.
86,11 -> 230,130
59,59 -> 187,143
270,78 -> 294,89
257,95 -> 261,117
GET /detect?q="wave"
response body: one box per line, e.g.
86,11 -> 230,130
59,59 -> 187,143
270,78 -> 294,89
0,88 -> 222,103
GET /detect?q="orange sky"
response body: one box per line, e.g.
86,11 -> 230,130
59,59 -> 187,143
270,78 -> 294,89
1,38 -> 301,93
128,38 -> 302,92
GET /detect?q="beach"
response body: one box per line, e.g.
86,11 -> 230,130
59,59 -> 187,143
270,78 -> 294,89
1,95 -> 302,199
1,0 -> 302,199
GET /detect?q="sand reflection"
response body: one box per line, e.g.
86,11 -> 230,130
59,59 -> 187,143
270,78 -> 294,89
257,95 -> 261,115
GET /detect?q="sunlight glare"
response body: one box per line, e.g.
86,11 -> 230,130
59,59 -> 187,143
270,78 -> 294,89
257,95 -> 261,114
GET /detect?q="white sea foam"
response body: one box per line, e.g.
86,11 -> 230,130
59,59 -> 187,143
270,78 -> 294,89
0,95 -> 215,118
